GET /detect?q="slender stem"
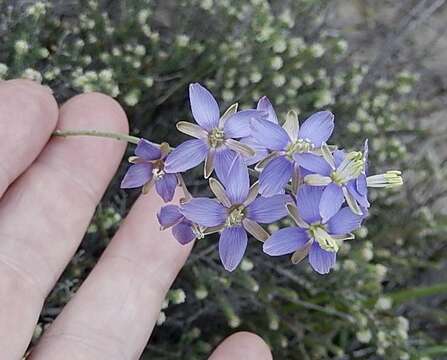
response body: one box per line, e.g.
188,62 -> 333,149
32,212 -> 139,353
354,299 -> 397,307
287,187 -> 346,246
53,129 -> 141,145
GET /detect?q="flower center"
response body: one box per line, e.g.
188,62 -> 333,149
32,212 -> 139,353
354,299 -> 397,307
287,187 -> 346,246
308,223 -> 339,252
208,128 -> 225,148
152,160 -> 165,180
331,151 -> 364,185
285,138 -> 314,158
226,205 -> 246,227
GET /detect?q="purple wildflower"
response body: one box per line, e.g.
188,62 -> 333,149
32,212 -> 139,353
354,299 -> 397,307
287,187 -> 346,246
241,96 -> 279,165
301,143 -> 368,221
180,156 -> 289,271
120,139 -> 178,202
164,83 -> 265,182
250,106 -> 335,197
263,185 -> 363,274
157,204 -> 197,245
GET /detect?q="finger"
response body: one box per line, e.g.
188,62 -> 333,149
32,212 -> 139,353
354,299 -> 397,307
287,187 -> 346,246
208,332 -> 273,360
30,188 -> 193,360
0,79 -> 58,198
0,93 -> 128,359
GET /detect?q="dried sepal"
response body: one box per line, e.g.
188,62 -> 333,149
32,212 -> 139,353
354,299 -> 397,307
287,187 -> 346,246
225,139 -> 256,157
286,203 -> 309,228
219,102 -> 239,127
242,218 -> 269,242
209,177 -> 232,207
291,241 -> 312,264
342,187 -> 363,215
283,110 -> 299,142
204,149 -> 215,179
176,121 -> 208,138
142,179 -> 154,195
321,142 -> 336,170
255,152 -> 278,171
243,181 -> 260,206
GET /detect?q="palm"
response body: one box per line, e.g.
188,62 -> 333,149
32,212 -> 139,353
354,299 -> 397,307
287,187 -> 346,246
0,79 -> 271,360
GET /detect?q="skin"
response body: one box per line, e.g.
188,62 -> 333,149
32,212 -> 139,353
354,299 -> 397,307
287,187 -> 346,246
0,79 -> 273,360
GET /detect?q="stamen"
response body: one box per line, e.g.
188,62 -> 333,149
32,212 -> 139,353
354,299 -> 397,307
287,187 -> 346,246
208,128 -> 225,148
308,224 -> 339,252
366,171 -> 403,188
226,205 -> 246,227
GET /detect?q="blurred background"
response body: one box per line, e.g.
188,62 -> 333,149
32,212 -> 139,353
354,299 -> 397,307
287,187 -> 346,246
1,0 -> 447,359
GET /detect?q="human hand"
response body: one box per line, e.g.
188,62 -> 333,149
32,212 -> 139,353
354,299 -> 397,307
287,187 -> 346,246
0,79 -> 272,360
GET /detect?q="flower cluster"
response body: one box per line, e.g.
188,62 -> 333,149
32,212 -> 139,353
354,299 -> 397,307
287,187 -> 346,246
121,83 -> 403,273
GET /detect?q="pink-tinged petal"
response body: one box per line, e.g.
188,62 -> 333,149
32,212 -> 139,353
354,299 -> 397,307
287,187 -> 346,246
164,139 -> 208,173
259,156 -> 293,197
120,163 -> 153,189
214,147 -> 237,184
135,138 -> 161,160
298,111 -> 334,147
247,194 -> 288,223
250,118 -> 290,151
327,207 -> 363,235
172,221 -> 196,245
257,96 -> 279,124
157,204 -> 183,228
308,242 -> 336,274
240,136 -> 269,165
333,149 -> 346,167
294,153 -> 332,176
224,156 -> 250,204
219,226 -> 248,271
155,173 -> 178,202
296,185 -> 323,224
263,227 -> 309,256
189,83 -> 220,131
180,198 -> 227,227
224,110 -> 264,139
319,183 -> 344,223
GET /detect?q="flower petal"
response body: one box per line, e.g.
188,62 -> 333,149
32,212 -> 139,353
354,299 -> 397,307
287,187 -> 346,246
180,198 -> 227,227
224,156 -> 250,204
155,173 -> 178,202
327,207 -> 363,235
308,242 -> 336,274
250,118 -> 290,151
257,96 -> 279,124
319,183 -> 344,223
296,185 -> 323,224
239,136 -> 269,165
135,139 -> 161,160
214,147 -> 236,184
164,139 -> 208,173
259,156 -> 293,197
224,110 -> 264,138
189,83 -> 220,131
247,194 -> 288,223
356,173 -> 368,196
172,221 -> 196,245
219,226 -> 248,271
120,163 -> 153,189
298,111 -> 334,147
263,227 -> 309,256
294,153 -> 332,176
157,205 -> 183,229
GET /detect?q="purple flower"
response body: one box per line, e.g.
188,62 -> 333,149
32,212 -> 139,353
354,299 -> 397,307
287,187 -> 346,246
120,139 -> 178,202
301,143 -> 368,222
180,156 -> 289,271
263,185 -> 362,274
157,204 -> 197,245
241,96 -> 279,165
164,83 -> 265,182
250,107 -> 335,197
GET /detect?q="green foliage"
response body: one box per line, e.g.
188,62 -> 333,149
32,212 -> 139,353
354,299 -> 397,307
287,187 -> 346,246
2,0 -> 446,359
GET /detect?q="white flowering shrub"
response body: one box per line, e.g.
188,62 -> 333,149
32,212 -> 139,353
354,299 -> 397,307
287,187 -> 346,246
2,0 -> 446,359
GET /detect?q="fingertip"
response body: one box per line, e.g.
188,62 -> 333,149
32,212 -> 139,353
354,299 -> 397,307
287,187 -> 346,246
209,331 -> 273,360
60,92 -> 129,135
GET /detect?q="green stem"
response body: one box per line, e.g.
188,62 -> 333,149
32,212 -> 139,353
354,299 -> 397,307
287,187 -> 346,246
388,282 -> 447,304
53,129 -> 141,145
